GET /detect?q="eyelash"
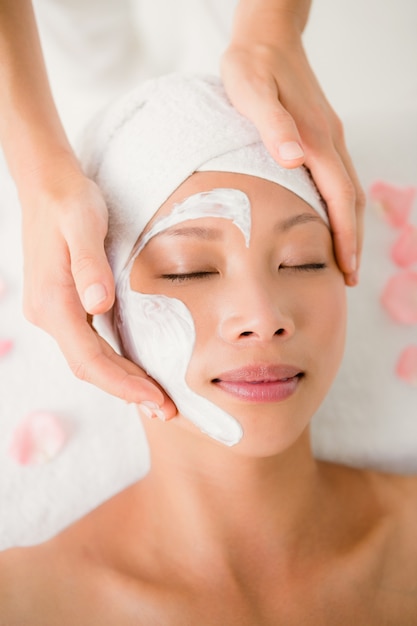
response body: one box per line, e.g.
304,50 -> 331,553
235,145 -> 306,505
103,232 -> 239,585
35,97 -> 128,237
161,271 -> 217,283
161,263 -> 326,283
279,263 -> 327,272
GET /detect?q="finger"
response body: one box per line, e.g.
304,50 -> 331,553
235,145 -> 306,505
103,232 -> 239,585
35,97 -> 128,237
69,322 -> 177,417
72,329 -> 177,417
304,146 -> 358,283
87,314 -> 177,418
332,140 -> 366,280
40,282 -> 176,414
63,198 -> 115,316
222,63 -> 305,168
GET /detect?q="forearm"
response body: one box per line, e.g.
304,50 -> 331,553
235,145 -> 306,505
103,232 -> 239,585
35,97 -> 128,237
230,0 -> 312,46
0,0 -> 79,191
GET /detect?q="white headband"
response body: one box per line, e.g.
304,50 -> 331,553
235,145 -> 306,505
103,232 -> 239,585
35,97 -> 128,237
81,73 -> 328,285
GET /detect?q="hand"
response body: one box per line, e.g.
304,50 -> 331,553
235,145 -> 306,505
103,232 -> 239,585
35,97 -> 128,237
20,166 -> 176,416
221,36 -> 365,286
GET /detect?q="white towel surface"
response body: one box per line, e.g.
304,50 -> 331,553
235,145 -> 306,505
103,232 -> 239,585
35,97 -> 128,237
1,0 -> 416,550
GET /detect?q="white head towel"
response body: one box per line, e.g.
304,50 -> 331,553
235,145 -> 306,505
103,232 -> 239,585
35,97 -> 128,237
82,73 -> 327,285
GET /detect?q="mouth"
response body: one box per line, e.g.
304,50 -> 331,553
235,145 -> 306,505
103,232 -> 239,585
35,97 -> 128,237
212,364 -> 304,403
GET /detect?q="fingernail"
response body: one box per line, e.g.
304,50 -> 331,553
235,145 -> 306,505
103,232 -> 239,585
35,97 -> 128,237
350,253 -> 357,272
138,401 -> 167,422
83,283 -> 107,311
351,269 -> 359,284
279,141 -> 304,161
137,403 -> 155,420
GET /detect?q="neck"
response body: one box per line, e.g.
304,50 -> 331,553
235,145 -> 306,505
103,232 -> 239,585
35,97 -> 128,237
122,418 -> 325,576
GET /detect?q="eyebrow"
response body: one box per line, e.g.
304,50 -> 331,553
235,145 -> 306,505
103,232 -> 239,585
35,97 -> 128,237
154,225 -> 224,241
276,212 -> 327,232
150,211 -> 326,242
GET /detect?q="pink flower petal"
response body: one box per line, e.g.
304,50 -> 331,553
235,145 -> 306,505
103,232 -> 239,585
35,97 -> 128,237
391,224 -> 417,268
0,339 -> 14,357
380,271 -> 417,324
8,411 -> 68,466
369,180 -> 416,228
396,345 -> 417,386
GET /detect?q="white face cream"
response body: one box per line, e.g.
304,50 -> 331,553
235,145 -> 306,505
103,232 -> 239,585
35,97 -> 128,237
115,188 -> 251,446
131,187 -> 251,258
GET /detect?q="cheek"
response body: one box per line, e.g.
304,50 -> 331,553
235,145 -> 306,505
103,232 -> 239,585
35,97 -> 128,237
184,302 -> 217,391
307,276 -> 347,375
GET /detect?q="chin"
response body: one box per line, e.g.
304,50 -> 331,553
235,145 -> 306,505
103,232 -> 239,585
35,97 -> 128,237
182,400 -> 313,458
226,429 -> 311,459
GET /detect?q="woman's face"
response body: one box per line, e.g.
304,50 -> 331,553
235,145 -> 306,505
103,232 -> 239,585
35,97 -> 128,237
129,172 -> 346,456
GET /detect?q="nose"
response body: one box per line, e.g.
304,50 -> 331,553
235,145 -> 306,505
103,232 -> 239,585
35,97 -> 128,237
218,277 -> 295,344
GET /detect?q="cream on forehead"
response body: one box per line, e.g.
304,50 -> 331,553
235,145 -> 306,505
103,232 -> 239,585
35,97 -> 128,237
116,187 -> 252,446
132,188 -> 251,258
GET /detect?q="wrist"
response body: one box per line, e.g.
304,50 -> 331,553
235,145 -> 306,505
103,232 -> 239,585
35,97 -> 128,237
16,146 -> 80,188
230,0 -> 310,48
1,105 -> 80,188
15,145 -> 87,210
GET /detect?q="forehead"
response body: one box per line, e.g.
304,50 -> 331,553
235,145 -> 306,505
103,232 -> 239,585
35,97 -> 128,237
145,171 -> 323,231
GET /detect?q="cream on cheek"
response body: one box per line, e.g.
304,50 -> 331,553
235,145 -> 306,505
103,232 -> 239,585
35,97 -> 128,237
114,189 -> 251,447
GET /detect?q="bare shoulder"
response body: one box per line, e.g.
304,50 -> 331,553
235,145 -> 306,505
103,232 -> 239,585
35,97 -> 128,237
318,462 -> 417,622
338,464 -> 417,540
367,469 -> 417,520
320,459 -> 417,517
0,543 -> 47,625
317,461 -> 417,562
377,470 -> 417,538
0,525 -> 109,626
372,471 -> 417,617
0,499 -> 154,626
0,547 -> 19,623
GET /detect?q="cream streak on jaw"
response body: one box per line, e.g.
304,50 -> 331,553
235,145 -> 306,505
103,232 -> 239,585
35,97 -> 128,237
115,188 -> 251,446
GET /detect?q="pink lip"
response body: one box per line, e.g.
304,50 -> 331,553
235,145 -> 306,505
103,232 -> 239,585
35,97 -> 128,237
212,364 -> 303,403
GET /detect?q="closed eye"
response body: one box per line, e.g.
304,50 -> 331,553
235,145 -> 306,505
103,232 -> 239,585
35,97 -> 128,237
161,271 -> 218,283
279,263 -> 327,272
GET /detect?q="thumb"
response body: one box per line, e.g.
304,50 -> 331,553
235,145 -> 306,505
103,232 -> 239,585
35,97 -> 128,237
77,251 -> 115,316
65,206 -> 115,315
